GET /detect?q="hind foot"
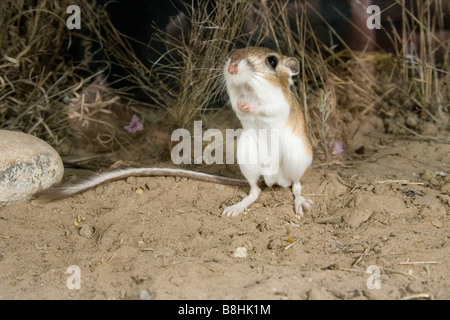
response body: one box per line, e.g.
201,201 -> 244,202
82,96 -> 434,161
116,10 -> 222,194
294,196 -> 314,218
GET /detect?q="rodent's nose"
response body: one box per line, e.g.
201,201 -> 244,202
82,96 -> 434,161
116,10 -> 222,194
228,62 -> 238,75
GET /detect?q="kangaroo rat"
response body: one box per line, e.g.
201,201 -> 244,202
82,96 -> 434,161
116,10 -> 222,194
222,47 -> 313,217
36,47 -> 312,218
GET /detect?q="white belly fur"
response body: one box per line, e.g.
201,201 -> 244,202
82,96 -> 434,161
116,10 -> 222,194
236,111 -> 312,189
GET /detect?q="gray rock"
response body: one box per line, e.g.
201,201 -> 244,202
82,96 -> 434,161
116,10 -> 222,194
0,130 -> 63,206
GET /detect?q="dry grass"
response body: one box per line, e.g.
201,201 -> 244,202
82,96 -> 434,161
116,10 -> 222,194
95,0 -> 259,129
270,0 -> 448,158
0,0 -> 91,145
0,0 -> 448,162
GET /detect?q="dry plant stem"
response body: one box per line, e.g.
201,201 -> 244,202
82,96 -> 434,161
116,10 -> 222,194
399,261 -> 441,265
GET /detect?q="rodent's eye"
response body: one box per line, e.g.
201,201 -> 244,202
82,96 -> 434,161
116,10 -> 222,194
266,56 -> 278,70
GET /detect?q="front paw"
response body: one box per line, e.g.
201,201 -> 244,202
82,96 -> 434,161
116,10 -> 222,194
237,100 -> 255,113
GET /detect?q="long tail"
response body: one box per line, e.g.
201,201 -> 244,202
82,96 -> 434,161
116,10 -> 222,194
34,167 -> 249,202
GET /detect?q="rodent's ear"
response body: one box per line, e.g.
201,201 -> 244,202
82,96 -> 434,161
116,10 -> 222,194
286,57 -> 300,76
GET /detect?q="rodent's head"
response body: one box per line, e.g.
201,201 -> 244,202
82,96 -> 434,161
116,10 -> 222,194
224,47 -> 300,90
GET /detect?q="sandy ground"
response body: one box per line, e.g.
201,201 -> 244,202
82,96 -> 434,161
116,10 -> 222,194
0,115 -> 449,300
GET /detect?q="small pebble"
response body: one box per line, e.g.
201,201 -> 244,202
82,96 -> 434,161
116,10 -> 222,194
78,224 -> 96,239
232,247 -> 247,258
406,281 -> 425,294
431,220 -> 443,228
135,187 -> 144,195
316,215 -> 342,224
139,289 -> 155,300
